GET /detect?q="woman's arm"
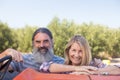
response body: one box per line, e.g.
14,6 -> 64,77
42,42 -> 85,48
49,63 -> 98,73
95,65 -> 120,75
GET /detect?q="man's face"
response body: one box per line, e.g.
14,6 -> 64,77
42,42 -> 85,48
32,32 -> 54,64
33,32 -> 53,53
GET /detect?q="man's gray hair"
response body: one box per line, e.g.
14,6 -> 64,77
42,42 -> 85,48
32,27 -> 53,41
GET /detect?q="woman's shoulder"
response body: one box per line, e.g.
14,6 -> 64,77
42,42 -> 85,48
90,58 -> 107,68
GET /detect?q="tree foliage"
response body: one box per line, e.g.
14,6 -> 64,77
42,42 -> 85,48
13,26 -> 38,52
0,17 -> 120,59
0,22 -> 17,52
48,17 -> 120,59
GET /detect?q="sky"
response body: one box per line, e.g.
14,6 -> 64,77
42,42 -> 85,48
0,0 -> 120,28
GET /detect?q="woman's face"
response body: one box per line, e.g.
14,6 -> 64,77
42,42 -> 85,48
69,42 -> 83,66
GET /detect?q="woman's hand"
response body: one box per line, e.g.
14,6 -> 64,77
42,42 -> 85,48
74,66 -> 98,74
94,65 -> 120,75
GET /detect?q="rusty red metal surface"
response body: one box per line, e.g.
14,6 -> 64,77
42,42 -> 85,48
14,68 -> 120,80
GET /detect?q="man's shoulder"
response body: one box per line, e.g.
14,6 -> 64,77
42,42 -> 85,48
53,55 -> 64,60
52,55 -> 64,64
22,53 -> 33,60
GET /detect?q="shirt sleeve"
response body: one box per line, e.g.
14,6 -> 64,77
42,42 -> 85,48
97,62 -> 107,68
39,61 -> 53,73
10,61 -> 21,72
39,55 -> 64,73
90,58 -> 107,68
114,65 -> 120,68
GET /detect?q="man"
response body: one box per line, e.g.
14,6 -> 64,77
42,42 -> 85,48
0,28 -> 97,79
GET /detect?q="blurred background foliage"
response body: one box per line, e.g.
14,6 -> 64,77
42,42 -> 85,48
0,17 -> 120,59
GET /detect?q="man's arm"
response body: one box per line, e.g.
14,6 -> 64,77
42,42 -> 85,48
0,48 -> 23,71
0,48 -> 23,62
0,52 -> 6,59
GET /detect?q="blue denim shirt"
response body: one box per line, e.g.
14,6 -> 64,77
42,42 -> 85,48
11,53 -> 64,72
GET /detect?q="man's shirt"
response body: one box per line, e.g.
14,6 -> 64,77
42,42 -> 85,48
11,53 -> 64,72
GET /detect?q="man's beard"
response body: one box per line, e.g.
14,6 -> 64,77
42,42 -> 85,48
32,47 -> 54,64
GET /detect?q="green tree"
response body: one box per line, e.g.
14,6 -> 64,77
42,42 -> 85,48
48,17 -> 80,57
0,22 -> 17,52
13,26 -> 38,52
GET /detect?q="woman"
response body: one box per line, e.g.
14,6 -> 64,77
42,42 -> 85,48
64,35 -> 120,75
64,35 -> 104,67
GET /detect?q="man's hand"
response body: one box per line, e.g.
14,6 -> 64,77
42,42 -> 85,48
1,48 -> 23,62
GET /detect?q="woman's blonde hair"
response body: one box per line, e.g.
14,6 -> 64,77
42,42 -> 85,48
64,35 -> 92,66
